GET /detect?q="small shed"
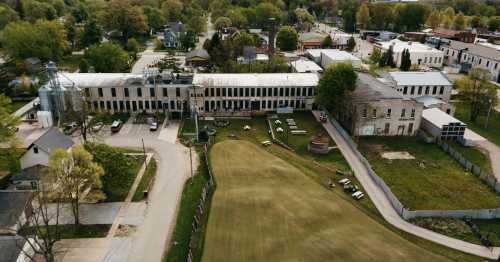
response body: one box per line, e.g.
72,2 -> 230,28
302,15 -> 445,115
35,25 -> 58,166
308,134 -> 330,154
186,49 -> 210,67
421,108 -> 466,141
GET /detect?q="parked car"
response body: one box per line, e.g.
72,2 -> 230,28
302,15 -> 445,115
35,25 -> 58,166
352,191 -> 364,200
319,113 -> 327,123
338,178 -> 350,185
150,122 -> 158,131
110,120 -> 122,133
92,122 -> 104,132
64,122 -> 78,135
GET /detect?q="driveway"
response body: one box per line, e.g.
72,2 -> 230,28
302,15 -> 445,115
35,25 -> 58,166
196,14 -> 215,49
47,203 -> 146,226
312,111 -> 500,260
477,140 -> 500,181
102,122 -> 193,262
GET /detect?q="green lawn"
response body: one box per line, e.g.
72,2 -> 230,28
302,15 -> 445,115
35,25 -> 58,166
21,224 -> 110,239
164,150 -> 210,262
203,140 -> 449,261
132,158 -> 157,202
454,102 -> 500,147
358,137 -> 500,210
412,217 -> 500,247
449,141 -> 493,175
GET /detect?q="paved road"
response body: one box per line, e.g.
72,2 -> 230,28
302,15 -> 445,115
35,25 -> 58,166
131,42 -> 166,74
477,140 -> 500,181
103,123 -> 193,262
196,14 -> 215,49
312,111 -> 500,260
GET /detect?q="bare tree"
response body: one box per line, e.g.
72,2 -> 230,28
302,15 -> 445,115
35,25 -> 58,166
14,187 -> 62,262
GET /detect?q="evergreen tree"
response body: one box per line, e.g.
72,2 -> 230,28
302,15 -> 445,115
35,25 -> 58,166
81,17 -> 102,47
322,35 -> 333,48
346,36 -> 356,52
379,47 -> 395,68
400,49 -> 411,71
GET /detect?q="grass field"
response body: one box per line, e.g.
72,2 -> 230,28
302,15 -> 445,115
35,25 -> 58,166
454,102 -> 500,147
358,137 -> 500,210
203,140 -> 449,261
449,141 -> 493,175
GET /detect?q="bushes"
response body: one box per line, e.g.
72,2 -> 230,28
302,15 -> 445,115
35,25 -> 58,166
84,143 -> 145,201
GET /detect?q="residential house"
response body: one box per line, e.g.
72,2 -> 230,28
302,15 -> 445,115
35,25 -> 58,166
20,127 -> 74,170
299,32 -> 328,50
290,58 -> 323,73
162,22 -> 185,48
186,49 -> 210,67
338,73 -> 423,136
375,39 -> 444,68
439,39 -> 500,83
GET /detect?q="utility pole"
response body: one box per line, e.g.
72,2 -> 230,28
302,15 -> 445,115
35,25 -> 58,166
189,139 -> 193,184
268,17 -> 277,59
485,98 -> 493,128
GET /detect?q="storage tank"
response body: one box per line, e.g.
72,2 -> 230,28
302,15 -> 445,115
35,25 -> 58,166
38,85 -> 52,112
37,111 -> 53,128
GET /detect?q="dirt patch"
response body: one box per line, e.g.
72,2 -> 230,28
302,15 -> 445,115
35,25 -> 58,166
114,225 -> 137,237
381,151 -> 415,160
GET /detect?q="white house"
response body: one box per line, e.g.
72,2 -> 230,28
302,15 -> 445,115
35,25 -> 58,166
384,71 -> 453,102
320,50 -> 362,69
20,128 -> 74,170
375,39 -> 444,68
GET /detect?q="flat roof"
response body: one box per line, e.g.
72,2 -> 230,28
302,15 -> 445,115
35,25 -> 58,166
378,39 -> 443,54
321,50 -> 361,62
57,73 -> 144,88
389,71 -> 452,86
353,73 -> 402,101
422,108 -> 465,128
443,40 -> 500,61
290,59 -> 323,73
193,73 -> 319,87
414,96 -> 447,107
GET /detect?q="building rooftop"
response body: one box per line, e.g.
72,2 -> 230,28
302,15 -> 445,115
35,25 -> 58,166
57,73 -> 144,89
378,39 -> 443,54
0,236 -> 25,262
0,191 -> 32,229
29,127 -> 74,154
414,96 -> 447,108
388,71 -> 452,86
186,49 -> 210,60
193,73 -> 319,87
11,165 -> 47,182
353,73 -> 402,101
422,108 -> 465,128
290,58 -> 323,73
299,32 -> 327,42
320,50 -> 361,62
442,39 -> 500,61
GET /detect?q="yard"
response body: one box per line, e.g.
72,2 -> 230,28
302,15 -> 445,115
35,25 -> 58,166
454,102 -> 500,147
132,158 -> 157,202
358,137 -> 500,210
448,141 -> 493,175
21,224 -> 110,239
203,140 -> 449,261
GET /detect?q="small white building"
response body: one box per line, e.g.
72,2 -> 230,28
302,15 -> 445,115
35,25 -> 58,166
290,58 -> 323,73
421,108 -> 466,141
375,39 -> 444,68
414,96 -> 455,115
384,71 -> 453,102
20,128 -> 74,170
321,50 -> 362,69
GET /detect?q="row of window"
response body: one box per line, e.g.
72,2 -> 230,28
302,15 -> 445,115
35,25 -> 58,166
203,99 -> 307,111
203,87 -> 314,98
382,123 -> 414,135
361,107 -> 416,119
92,99 -> 184,112
443,48 -> 499,70
401,85 -> 445,96
422,56 -> 442,64
91,87 -> 183,98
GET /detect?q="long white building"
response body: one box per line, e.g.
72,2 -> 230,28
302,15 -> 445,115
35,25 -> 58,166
375,39 -> 444,68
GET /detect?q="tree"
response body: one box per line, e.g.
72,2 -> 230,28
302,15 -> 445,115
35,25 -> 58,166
379,47 -> 395,68
356,3 -> 371,30
400,49 -> 411,71
180,30 -> 196,51
230,32 -> 255,57
186,13 -> 208,35
255,3 -> 281,28
79,59 -> 89,73
426,10 -> 441,28
225,8 -> 248,28
453,12 -> 466,30
489,17 -> 500,32
470,16 -> 485,29
0,20 -> 68,62
85,43 -> 129,73
0,95 -> 20,143
214,16 -> 232,32
143,6 -> 165,32
161,0 -> 183,22
346,36 -> 356,52
393,3 -> 430,32
455,68 -> 498,123
23,0 -> 57,22
100,0 -> 148,43
0,4 -> 19,30
369,3 -> 395,30
315,63 -> 358,112
65,15 -> 77,49
47,145 -> 105,225
370,48 -> 382,64
276,26 -> 298,51
80,16 -> 102,47
295,8 -> 314,32
126,38 -> 140,59
443,7 -> 456,20
322,35 -> 333,48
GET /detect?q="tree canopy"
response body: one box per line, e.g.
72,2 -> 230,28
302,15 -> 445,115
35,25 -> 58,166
276,26 -> 298,51
100,0 -> 148,43
85,43 -> 129,73
315,63 -> 358,112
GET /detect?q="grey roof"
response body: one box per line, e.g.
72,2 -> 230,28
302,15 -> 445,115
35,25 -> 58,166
388,71 -> 452,86
166,22 -> 185,33
422,108 -> 465,128
0,236 -> 25,262
0,191 -> 31,228
193,73 -> 319,87
30,127 -> 74,154
11,165 -> 47,181
414,96 -> 446,107
353,73 -> 402,102
443,39 -> 500,61
186,49 -> 210,60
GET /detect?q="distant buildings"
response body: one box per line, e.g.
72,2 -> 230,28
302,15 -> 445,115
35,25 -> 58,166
299,32 -> 328,50
375,39 -> 444,68
421,108 -> 466,141
433,28 -> 476,43
439,39 -> 500,83
305,49 -> 362,69
162,22 -> 185,48
186,49 -> 210,67
383,71 -> 453,102
290,58 -> 323,73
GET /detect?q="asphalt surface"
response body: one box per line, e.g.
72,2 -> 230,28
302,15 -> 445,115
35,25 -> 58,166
312,111 -> 500,260
102,121 -> 193,262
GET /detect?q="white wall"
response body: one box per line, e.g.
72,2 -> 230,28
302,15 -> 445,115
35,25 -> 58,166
20,147 -> 49,169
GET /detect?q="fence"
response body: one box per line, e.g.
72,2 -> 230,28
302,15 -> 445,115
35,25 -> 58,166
186,144 -> 215,262
325,111 -> 500,221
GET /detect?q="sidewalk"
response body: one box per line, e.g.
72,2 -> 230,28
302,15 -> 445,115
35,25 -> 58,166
312,110 -> 500,260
